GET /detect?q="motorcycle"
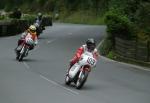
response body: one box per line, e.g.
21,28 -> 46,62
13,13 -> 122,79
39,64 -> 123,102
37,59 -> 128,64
16,37 -> 34,61
34,21 -> 45,37
65,51 -> 97,89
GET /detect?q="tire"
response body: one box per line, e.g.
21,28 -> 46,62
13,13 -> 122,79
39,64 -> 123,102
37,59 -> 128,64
18,54 -> 23,62
73,71 -> 80,84
15,47 -> 20,60
16,55 -> 19,60
76,71 -> 88,89
16,51 -> 19,60
18,46 -> 27,62
65,75 -> 71,85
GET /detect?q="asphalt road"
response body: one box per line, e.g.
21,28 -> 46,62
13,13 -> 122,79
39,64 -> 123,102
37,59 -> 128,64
0,23 -> 150,103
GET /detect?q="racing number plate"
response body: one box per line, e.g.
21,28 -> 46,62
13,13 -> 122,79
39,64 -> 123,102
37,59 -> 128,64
87,57 -> 96,66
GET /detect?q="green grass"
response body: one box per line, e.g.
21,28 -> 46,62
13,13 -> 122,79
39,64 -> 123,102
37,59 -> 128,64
99,38 -> 113,56
99,38 -> 150,68
107,51 -> 117,59
59,11 -> 105,25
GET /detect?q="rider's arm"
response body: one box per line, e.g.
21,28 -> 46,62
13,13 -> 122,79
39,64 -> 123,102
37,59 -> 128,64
94,49 -> 100,60
71,47 -> 84,64
76,47 -> 84,59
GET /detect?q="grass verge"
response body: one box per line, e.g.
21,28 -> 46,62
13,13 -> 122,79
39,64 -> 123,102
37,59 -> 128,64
99,38 -> 150,69
59,11 -> 105,25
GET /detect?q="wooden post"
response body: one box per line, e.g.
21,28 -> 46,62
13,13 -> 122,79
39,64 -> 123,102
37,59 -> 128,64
135,36 -> 138,60
148,41 -> 150,62
2,25 -> 7,36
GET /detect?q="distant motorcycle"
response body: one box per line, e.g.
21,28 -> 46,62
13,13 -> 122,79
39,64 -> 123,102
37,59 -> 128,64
34,21 -> 45,37
65,51 -> 97,89
15,37 -> 34,61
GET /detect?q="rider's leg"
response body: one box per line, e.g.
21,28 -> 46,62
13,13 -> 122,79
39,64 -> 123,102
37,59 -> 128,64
15,39 -> 23,52
67,56 -> 78,75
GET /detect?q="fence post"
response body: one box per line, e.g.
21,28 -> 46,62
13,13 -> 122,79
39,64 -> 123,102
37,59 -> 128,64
2,25 -> 7,36
135,36 -> 138,60
148,41 -> 150,62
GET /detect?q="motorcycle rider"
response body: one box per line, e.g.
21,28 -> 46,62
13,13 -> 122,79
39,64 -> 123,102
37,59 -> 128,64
67,38 -> 100,75
34,12 -> 43,27
34,12 -> 44,36
15,25 -> 38,53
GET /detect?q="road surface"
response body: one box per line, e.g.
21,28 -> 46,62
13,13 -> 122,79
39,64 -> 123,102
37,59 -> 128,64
0,23 -> 150,103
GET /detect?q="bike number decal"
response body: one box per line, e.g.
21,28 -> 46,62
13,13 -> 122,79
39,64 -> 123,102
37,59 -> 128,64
87,57 -> 95,66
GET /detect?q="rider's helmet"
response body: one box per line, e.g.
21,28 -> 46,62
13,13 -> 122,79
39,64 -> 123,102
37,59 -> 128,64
86,38 -> 96,52
29,25 -> 36,33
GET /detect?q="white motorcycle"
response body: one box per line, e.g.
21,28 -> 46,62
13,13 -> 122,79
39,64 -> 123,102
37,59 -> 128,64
65,51 -> 97,89
16,37 -> 34,61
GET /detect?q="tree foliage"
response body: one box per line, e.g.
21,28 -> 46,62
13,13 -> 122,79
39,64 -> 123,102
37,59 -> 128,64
0,0 -> 149,41
105,9 -> 135,40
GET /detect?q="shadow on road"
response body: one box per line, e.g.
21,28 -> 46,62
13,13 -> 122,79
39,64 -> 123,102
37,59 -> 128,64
22,58 -> 40,62
62,83 -> 100,91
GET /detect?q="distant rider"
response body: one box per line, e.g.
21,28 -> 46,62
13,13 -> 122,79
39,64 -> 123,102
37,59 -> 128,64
34,12 -> 43,28
34,12 -> 45,36
67,38 -> 100,75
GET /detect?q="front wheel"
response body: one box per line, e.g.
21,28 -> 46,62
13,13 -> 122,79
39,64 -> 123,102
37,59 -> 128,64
18,46 -> 28,62
65,75 -> 71,85
16,51 -> 19,60
18,53 -> 24,61
76,71 -> 88,89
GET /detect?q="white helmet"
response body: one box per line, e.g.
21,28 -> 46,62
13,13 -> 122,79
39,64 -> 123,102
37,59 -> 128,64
29,25 -> 36,32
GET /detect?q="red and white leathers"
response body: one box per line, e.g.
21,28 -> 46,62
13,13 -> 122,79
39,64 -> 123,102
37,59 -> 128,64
69,44 -> 100,69
18,29 -> 38,47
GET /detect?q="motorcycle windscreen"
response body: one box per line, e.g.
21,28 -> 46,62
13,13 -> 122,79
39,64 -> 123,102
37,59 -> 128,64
69,64 -> 80,79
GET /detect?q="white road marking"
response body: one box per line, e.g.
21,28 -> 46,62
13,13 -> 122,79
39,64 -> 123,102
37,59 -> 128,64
68,33 -> 73,35
23,62 -> 30,69
47,39 -> 56,44
40,75 -> 79,95
34,39 -> 56,51
22,62 -> 79,95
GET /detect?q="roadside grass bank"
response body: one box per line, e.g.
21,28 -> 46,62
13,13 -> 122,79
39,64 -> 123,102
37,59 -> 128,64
58,11 -> 105,25
99,39 -> 150,68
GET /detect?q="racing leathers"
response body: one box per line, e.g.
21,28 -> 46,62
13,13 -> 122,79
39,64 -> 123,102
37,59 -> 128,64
16,29 -> 38,51
68,44 -> 100,73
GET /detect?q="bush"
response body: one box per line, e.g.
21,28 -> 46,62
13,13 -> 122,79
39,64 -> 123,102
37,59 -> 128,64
135,2 -> 150,29
104,8 -> 135,40
22,14 -> 36,25
0,15 -> 5,20
107,51 -> 117,59
137,27 -> 150,43
135,2 -> 150,42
